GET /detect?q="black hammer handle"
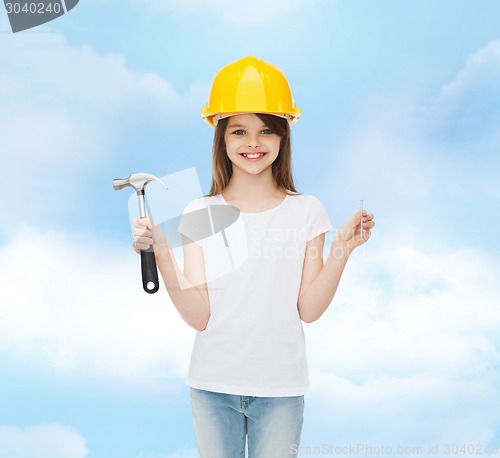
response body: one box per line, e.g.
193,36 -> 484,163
141,248 -> 159,294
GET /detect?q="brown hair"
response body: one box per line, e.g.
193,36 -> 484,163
206,113 -> 300,197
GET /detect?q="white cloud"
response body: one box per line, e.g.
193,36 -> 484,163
439,39 -> 500,104
0,424 -> 88,458
430,39 -> 500,149
0,30 -> 202,223
134,0 -> 313,26
321,39 -> 500,242
303,242 -> 500,446
0,228 -> 194,386
0,33 -> 181,162
326,119 -> 436,206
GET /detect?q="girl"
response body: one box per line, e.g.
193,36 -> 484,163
132,56 -> 375,458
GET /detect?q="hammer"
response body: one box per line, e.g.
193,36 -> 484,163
113,173 -> 168,294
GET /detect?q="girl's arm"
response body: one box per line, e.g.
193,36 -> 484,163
297,210 -> 375,323
156,236 -> 210,332
133,219 -> 210,332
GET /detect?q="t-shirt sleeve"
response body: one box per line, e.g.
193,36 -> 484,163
306,195 -> 333,242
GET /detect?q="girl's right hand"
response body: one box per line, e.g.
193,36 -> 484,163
131,217 -> 169,259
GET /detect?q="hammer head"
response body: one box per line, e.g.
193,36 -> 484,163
113,173 -> 168,193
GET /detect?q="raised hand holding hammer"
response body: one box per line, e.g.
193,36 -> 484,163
113,173 -> 168,294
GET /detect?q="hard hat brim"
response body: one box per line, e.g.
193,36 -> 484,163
201,111 -> 301,127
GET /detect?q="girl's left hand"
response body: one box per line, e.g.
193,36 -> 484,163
333,210 -> 375,253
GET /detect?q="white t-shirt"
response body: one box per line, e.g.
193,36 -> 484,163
176,192 -> 332,397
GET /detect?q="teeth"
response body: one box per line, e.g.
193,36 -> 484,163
243,153 -> 264,159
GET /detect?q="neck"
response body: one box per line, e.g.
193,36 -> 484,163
223,168 -> 284,201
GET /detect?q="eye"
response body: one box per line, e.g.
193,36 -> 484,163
261,129 -> 273,135
231,129 -> 245,135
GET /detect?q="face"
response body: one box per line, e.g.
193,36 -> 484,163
224,114 -> 281,176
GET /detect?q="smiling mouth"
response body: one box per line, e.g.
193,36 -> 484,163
240,153 -> 267,159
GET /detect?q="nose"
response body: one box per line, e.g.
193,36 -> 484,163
246,133 -> 261,149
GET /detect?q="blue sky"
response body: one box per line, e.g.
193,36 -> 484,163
1,1 -> 499,457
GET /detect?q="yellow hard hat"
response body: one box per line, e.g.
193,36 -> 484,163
201,56 -> 301,127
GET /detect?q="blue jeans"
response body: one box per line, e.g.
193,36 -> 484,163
190,387 -> 304,457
